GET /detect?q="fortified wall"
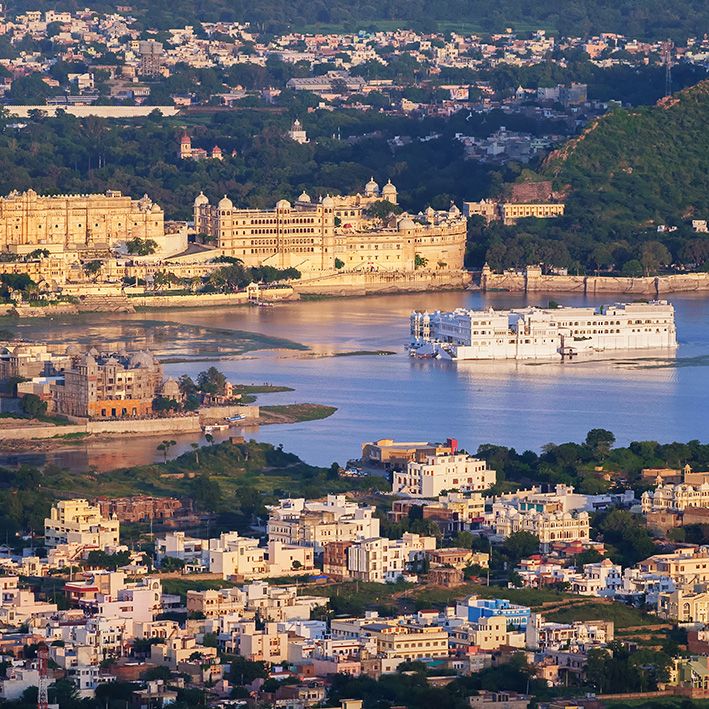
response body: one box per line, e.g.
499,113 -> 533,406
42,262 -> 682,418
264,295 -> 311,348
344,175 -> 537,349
481,265 -> 709,295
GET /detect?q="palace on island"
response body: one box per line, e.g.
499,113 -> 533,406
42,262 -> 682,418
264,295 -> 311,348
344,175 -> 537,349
409,301 -> 677,360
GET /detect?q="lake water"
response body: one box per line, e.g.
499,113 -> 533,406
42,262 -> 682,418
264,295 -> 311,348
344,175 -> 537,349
5,290 -> 709,470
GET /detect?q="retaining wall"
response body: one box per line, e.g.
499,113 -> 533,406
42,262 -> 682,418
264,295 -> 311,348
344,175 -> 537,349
482,269 -> 709,295
293,269 -> 472,296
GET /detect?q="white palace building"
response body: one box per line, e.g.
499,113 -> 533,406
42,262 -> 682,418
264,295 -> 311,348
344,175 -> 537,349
408,301 -> 677,361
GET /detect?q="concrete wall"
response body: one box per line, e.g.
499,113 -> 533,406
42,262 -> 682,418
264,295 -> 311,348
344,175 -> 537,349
0,416 -> 202,440
198,404 -> 259,423
293,269 -> 472,296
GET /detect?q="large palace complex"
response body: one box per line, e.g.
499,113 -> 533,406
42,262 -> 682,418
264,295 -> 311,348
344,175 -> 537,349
0,181 -> 467,293
193,177 -> 467,273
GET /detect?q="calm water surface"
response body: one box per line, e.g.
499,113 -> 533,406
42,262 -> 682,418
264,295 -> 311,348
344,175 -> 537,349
6,291 -> 709,470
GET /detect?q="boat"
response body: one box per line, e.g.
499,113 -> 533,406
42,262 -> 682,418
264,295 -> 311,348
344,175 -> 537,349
203,423 -> 229,434
225,414 -> 245,423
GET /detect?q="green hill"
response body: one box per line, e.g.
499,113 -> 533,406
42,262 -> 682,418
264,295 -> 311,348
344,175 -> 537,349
473,82 -> 709,273
543,80 -> 709,238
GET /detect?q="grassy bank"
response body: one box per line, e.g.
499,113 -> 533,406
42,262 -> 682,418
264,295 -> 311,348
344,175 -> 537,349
259,403 -> 337,424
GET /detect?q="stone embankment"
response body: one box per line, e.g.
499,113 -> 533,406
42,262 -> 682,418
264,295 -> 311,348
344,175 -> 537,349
481,266 -> 709,295
0,404 -> 259,441
292,269 -> 472,296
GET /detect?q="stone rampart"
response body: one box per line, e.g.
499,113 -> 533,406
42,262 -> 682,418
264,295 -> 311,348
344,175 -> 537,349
0,416 -> 202,440
130,287 -> 294,309
482,267 -> 709,295
292,269 -> 471,296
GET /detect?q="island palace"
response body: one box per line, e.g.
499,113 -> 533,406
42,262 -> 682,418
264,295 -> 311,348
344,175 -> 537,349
409,301 -> 678,360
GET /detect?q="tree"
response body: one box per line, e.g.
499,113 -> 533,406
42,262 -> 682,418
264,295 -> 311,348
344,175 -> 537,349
503,531 -> 540,561
20,394 -> 47,419
640,240 -> 672,275
197,366 -> 227,396
83,260 -> 102,280
585,428 -> 616,458
126,237 -> 159,256
621,259 -> 644,277
157,439 -> 177,462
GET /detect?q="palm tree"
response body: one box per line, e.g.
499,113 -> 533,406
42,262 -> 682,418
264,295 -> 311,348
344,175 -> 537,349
156,439 -> 176,462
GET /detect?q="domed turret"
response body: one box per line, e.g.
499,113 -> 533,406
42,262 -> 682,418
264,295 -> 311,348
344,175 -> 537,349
321,195 -> 335,209
218,195 -> 233,210
194,191 -> 209,207
297,190 -> 311,203
276,199 -> 291,210
397,216 -> 416,231
381,179 -> 397,203
364,177 -> 380,197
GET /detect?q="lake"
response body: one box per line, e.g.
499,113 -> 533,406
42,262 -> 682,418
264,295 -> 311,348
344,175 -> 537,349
4,290 -> 709,470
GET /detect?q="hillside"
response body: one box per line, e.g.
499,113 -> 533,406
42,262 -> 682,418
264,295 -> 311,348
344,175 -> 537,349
543,80 -> 709,236
7,0 -> 709,39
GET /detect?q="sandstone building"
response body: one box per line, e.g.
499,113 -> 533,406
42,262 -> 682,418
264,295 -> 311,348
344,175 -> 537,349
0,189 -> 164,255
53,348 -> 163,419
193,179 -> 467,274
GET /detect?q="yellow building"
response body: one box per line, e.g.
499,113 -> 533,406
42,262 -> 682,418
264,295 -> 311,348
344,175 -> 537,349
500,202 -> 565,225
0,189 -> 164,255
193,181 -> 466,274
44,499 -> 120,549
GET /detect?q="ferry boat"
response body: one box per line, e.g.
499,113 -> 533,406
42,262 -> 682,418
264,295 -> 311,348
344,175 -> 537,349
408,301 -> 677,361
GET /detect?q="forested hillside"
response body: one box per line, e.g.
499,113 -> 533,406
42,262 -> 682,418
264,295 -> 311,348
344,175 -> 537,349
7,0 -> 708,39
545,81 -> 709,238
473,81 -> 709,273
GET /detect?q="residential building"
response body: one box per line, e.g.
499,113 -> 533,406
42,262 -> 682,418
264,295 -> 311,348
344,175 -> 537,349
392,453 -> 496,497
347,533 -> 436,583
361,437 -> 458,468
658,588 -> 709,623
44,499 -> 120,549
456,596 -> 531,629
267,495 -> 380,553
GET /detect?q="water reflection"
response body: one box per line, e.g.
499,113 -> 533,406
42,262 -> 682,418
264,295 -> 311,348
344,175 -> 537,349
1,290 -> 707,471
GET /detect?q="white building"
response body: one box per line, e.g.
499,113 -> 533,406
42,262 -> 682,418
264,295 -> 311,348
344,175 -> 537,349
267,495 -> 380,552
347,533 -> 437,583
488,507 -> 590,551
0,576 -> 58,626
641,482 -> 709,512
44,499 -> 119,550
393,453 -> 496,497
409,301 -> 677,360
569,559 -> 623,597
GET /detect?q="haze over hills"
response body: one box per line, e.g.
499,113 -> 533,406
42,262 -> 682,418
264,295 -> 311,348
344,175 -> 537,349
7,0 -> 709,39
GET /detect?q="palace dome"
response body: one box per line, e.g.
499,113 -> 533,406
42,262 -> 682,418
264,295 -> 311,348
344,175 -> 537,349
194,191 -> 209,207
397,216 -> 416,231
218,195 -> 233,210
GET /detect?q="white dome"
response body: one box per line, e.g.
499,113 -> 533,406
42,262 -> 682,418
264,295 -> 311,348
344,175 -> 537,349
364,177 -> 380,196
194,191 -> 209,207
382,179 -> 397,196
218,195 -> 233,210
297,190 -> 311,203
322,196 -> 335,208
276,199 -> 291,210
